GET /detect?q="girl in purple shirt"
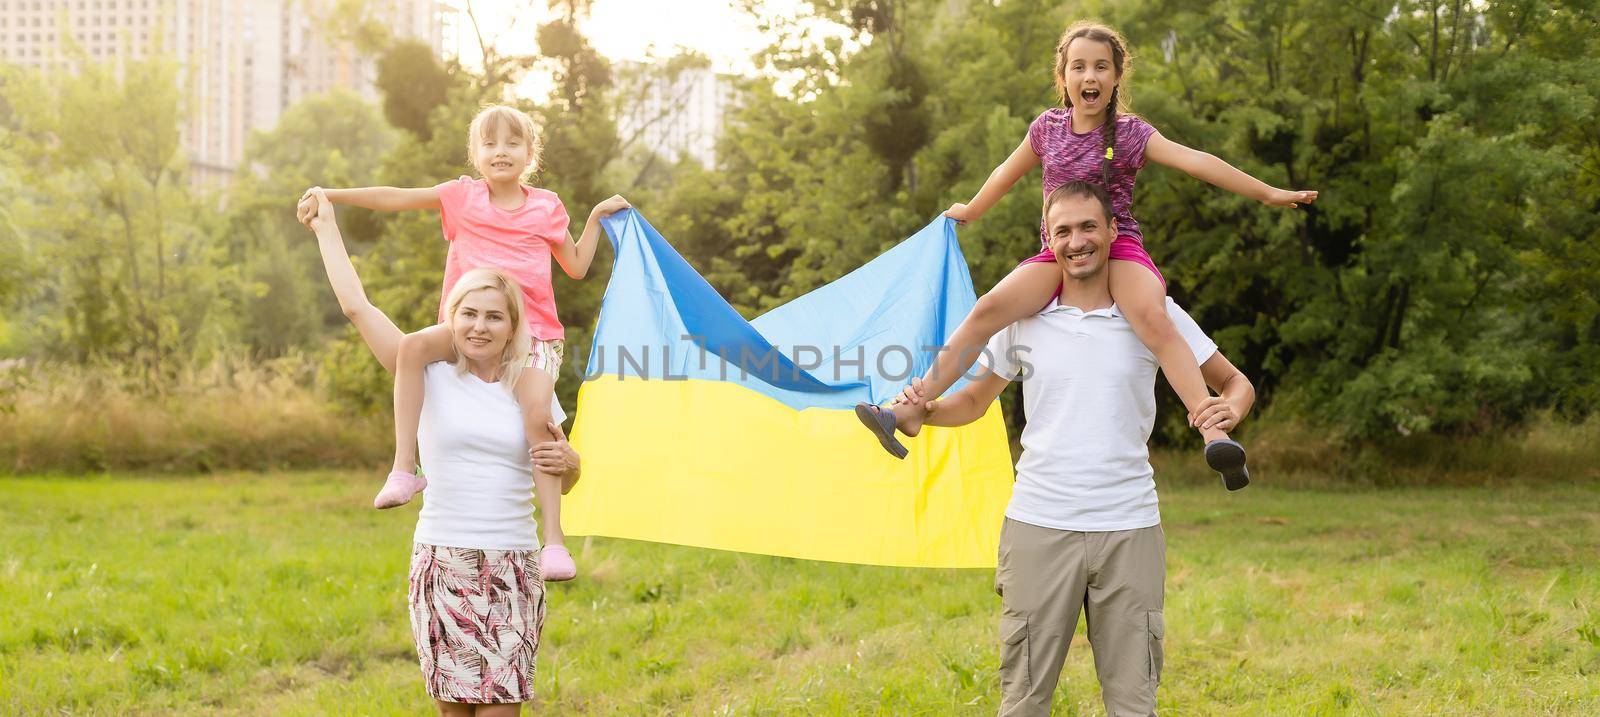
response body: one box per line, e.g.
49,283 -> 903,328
858,21 -> 1316,490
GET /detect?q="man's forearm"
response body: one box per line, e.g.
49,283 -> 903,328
1218,372 -> 1256,422
924,391 -> 989,427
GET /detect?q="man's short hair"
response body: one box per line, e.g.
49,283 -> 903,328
1044,181 -> 1115,225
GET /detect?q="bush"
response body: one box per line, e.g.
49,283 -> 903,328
0,355 -> 388,474
1152,408 -> 1600,490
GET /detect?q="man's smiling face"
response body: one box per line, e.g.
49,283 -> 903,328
1046,192 -> 1116,281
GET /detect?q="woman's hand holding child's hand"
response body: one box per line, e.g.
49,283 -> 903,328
299,187 -> 335,231
296,187 -> 327,224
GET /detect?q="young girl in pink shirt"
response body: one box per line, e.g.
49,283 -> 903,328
857,22 -> 1316,491
302,105 -> 628,581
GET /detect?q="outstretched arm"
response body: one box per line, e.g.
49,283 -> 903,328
303,188 -> 404,373
552,195 -> 631,280
297,185 -> 441,221
1143,131 -> 1317,207
945,135 -> 1041,223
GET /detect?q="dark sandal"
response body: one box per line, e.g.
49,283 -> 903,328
1205,439 -> 1251,492
854,402 -> 909,460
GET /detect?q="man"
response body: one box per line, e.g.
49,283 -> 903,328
897,180 -> 1255,716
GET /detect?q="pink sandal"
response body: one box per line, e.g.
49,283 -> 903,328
373,470 -> 427,509
540,544 -> 577,582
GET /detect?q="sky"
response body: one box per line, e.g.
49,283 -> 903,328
439,0 -> 813,98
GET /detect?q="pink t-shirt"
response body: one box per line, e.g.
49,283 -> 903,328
1028,108 -> 1157,247
435,176 -> 569,340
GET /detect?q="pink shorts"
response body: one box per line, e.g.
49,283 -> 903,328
1020,236 -> 1166,303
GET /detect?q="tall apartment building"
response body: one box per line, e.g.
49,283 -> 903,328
0,0 -> 444,185
616,60 -> 738,168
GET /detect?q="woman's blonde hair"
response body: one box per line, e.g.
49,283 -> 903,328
467,104 -> 543,182
443,267 -> 531,394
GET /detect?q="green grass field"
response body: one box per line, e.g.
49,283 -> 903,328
3,471 -> 1599,715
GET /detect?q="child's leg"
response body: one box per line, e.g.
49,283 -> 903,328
513,359 -> 575,580
392,324 -> 457,475
376,325 -> 455,508
894,260 -> 1062,436
514,367 -> 560,543
1111,261 -> 1249,490
1108,260 -> 1228,442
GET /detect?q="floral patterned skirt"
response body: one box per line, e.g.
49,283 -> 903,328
408,543 -> 546,704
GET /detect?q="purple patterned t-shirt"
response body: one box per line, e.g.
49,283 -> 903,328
1028,107 -> 1157,247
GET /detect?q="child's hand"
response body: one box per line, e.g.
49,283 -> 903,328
304,187 -> 336,232
295,193 -> 317,227
1263,189 -> 1317,208
943,203 -> 977,225
592,194 -> 631,218
892,377 -> 937,414
296,186 -> 322,216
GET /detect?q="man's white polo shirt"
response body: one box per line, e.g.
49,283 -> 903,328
980,297 -> 1217,532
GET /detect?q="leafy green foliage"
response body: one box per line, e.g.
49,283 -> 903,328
1,0 -> 1594,444
375,40 -> 455,139
227,90 -> 400,358
673,0 -> 1600,441
1,55 -> 239,381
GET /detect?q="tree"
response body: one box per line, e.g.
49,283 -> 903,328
1,55 -> 236,380
650,0 -> 1600,441
224,90 -> 400,358
376,40 -> 455,139
1115,0 -> 1599,437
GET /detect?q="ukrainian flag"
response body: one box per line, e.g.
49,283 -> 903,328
564,210 -> 1013,568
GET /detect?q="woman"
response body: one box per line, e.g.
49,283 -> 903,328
303,188 -> 575,715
